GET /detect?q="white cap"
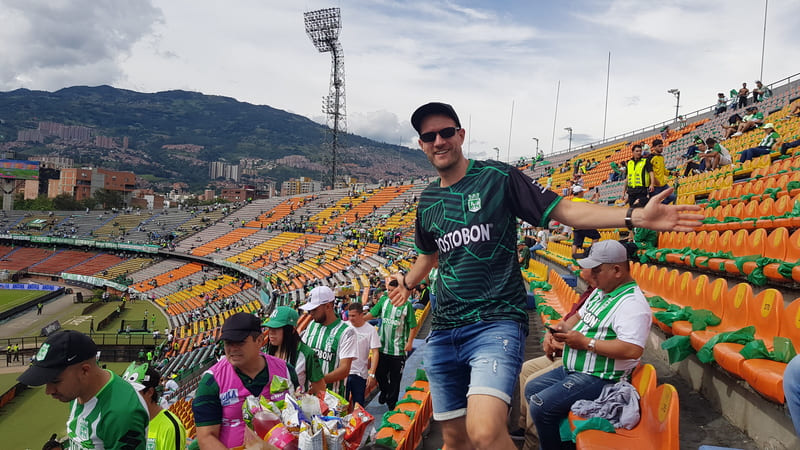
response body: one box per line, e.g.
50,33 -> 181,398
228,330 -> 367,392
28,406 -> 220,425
572,185 -> 585,194
300,286 -> 335,311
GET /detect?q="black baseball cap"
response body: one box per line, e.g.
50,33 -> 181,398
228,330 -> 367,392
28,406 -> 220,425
221,312 -> 262,341
18,330 -> 98,386
411,102 -> 462,133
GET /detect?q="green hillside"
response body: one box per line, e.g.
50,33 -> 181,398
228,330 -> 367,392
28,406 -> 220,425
0,86 -> 432,190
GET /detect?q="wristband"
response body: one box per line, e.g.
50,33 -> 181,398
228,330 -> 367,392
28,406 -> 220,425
587,338 -> 597,352
625,207 -> 635,230
368,373 -> 376,378
402,275 -> 414,291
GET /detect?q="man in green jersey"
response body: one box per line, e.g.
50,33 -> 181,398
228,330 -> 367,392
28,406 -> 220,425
386,102 -> 702,450
123,362 -> 187,450
525,240 -> 651,448
364,289 -> 419,410
18,330 -> 149,450
300,285 -> 357,397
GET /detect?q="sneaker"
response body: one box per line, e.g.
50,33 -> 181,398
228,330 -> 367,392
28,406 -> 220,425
509,428 -> 526,441
732,132 -> 743,137
378,391 -> 387,405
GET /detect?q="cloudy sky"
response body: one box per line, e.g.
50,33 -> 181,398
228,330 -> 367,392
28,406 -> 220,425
2,0 -> 799,161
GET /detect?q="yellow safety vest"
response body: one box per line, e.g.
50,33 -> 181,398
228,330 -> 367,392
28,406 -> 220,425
627,159 -> 649,188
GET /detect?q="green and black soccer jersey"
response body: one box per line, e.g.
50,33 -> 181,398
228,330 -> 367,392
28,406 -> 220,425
66,370 -> 149,450
415,159 -> 560,331
301,319 -> 358,396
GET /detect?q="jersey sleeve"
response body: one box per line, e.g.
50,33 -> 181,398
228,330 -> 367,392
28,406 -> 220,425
414,207 -> 438,254
105,404 -> 149,450
337,326 -> 359,361
505,166 -> 562,228
192,372 -> 223,427
611,297 -> 653,348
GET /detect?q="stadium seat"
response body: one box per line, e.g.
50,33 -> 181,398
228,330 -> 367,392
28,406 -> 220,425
671,275 -> 716,336
713,289 -> 783,378
740,298 -> 800,403
575,383 -> 679,450
690,282 -> 752,352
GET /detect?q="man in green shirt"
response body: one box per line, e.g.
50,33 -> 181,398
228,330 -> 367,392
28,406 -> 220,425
18,330 -> 149,450
386,102 -> 702,450
739,123 -> 781,163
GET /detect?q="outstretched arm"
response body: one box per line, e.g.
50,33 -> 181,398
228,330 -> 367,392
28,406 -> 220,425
551,187 -> 702,232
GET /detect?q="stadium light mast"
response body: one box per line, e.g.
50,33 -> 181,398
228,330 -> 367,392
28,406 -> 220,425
668,89 -> 680,121
304,7 -> 346,189
493,147 -> 500,160
532,137 -> 539,154
564,127 -> 573,152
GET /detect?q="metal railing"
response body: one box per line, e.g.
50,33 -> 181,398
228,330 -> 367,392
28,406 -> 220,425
547,71 -> 800,157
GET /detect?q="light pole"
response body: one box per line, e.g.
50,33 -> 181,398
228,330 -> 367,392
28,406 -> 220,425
668,89 -> 680,121
493,147 -> 500,160
532,137 -> 539,155
564,127 -> 573,152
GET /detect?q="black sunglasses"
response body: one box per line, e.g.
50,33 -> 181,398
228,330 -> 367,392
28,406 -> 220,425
419,127 -> 460,143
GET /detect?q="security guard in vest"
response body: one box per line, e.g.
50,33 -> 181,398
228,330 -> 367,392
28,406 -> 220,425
625,144 -> 652,208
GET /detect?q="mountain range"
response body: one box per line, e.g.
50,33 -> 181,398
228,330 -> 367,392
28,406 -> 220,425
0,86 -> 432,191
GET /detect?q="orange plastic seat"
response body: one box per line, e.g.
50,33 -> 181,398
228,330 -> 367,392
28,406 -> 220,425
575,384 -> 679,450
671,275 -> 716,336
690,282 -> 752,352
722,229 -> 755,273
740,298 -> 800,403
713,289 -> 783,378
568,364 -> 657,429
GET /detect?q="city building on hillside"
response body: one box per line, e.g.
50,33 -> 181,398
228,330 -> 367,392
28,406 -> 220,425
209,161 -> 240,181
48,167 -> 136,202
281,177 -> 322,196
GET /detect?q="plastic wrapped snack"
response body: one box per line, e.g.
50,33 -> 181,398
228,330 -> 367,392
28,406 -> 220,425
266,423 -> 298,450
299,393 -> 324,418
271,375 -> 291,394
281,394 -> 309,431
243,395 -> 264,427
297,422 -> 324,450
321,389 -> 349,417
343,404 -> 374,450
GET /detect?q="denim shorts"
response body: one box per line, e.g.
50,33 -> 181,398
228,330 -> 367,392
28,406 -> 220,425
424,320 -> 526,420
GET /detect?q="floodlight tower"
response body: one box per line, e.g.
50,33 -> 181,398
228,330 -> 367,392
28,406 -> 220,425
305,7 -> 346,188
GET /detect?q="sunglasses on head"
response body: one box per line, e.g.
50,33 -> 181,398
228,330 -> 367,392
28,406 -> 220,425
419,127 -> 460,143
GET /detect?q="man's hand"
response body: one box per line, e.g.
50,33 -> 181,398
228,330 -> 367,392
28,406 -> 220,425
551,329 -> 591,351
366,375 -> 377,395
636,187 -> 704,232
386,274 -> 410,307
542,332 -> 564,361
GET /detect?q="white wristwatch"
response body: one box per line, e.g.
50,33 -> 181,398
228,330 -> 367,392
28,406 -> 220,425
587,338 -> 597,352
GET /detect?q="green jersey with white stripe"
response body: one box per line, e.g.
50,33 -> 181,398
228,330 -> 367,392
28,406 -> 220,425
66,370 -> 149,449
370,294 -> 418,356
302,318 -> 357,396
415,159 -> 561,331
563,281 -> 652,381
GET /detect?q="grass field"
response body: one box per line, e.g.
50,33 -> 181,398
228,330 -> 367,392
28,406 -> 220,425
0,362 -> 131,450
0,289 -> 48,316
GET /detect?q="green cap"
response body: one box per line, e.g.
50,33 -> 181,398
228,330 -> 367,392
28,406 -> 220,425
263,306 -> 298,328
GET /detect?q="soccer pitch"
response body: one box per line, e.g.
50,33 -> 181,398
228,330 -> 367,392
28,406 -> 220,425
0,289 -> 47,316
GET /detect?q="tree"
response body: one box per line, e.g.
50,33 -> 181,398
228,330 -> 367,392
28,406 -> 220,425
52,193 -> 83,211
93,189 -> 124,209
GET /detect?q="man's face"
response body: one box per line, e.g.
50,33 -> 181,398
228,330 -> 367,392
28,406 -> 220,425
349,309 -> 365,327
418,115 -> 465,172
45,363 -> 86,403
309,303 -> 330,324
223,334 -> 262,368
589,263 -> 623,293
652,144 -> 663,155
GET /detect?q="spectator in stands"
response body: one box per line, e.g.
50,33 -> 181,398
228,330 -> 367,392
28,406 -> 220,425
715,92 -> 728,116
784,355 -> 800,436
786,98 -> 800,119
525,240 -> 651,449
345,302 -> 380,409
753,80 -> 771,102
123,363 -> 187,450
389,102 -> 701,450
732,106 -> 764,136
721,113 -> 743,140
738,123 -> 781,163
781,137 -> 800,156
700,138 -> 733,170
514,267 -> 596,448
647,139 -> 675,204
300,286 -> 358,398
738,82 -> 750,109
263,306 -> 325,394
413,281 -> 430,310
18,330 -> 149,450
624,144 -> 652,208
364,286 -> 419,411
570,186 -> 601,257
193,312 -> 292,449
